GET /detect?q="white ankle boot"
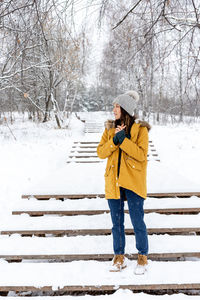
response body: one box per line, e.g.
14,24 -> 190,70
109,254 -> 127,272
134,254 -> 148,275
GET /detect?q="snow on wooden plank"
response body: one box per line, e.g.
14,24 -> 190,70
72,146 -> 98,148
69,155 -> 99,158
1,228 -> 200,236
66,159 -> 159,163
74,142 -> 99,144
68,154 -> 158,158
0,261 -> 200,290
0,235 -> 199,256
70,150 -> 97,153
12,207 -> 200,216
13,196 -> 200,211
21,192 -> 200,199
2,212 -> 200,231
1,284 -> 200,293
73,140 -> 154,144
22,194 -> 105,199
66,161 -> 103,163
1,252 -> 200,262
1,293 -> 200,300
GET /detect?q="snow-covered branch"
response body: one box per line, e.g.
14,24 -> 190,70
0,61 -> 50,80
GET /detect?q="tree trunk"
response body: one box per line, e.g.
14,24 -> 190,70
43,94 -> 51,122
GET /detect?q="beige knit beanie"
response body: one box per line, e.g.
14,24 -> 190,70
113,90 -> 139,116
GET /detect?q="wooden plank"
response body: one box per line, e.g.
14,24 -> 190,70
74,142 -> 99,144
1,228 -> 200,236
12,207 -> 200,216
21,192 -> 200,199
145,207 -> 200,214
72,146 -> 97,148
74,141 -> 154,144
66,161 -> 102,164
22,193 -> 105,199
1,252 -> 200,262
67,159 -> 154,163
72,141 -> 154,147
69,155 -> 98,158
69,154 -> 155,158
71,148 -> 156,151
0,283 -> 200,293
70,151 -> 97,153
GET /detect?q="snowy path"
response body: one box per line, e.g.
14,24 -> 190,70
0,235 -> 200,255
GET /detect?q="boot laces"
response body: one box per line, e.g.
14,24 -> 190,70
137,254 -> 147,266
113,254 -> 124,266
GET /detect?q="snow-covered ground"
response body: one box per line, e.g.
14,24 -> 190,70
1,112 -> 200,212
0,112 -> 200,299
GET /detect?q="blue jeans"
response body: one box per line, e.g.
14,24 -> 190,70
108,187 -> 148,255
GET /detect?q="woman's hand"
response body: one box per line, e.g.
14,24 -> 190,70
114,124 -> 126,145
115,124 -> 126,134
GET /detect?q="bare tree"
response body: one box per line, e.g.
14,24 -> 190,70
96,0 -> 200,121
0,0 -> 90,127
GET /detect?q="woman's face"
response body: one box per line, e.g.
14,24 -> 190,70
113,103 -> 121,120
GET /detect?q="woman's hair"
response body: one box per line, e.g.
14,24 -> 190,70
114,107 -> 137,135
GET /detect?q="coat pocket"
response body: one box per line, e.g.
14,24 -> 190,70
104,165 -> 112,177
125,156 -> 142,171
104,165 -> 115,195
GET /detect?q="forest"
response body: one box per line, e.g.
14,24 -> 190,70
0,0 -> 199,126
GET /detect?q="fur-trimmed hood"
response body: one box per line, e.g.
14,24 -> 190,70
104,119 -> 151,131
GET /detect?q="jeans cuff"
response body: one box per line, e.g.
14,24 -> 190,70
138,252 -> 148,256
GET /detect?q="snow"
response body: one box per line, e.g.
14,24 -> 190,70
12,196 -> 200,211
0,260 -> 200,286
0,234 -> 200,255
1,112 -> 200,298
1,212 -> 200,231
1,113 -> 200,211
20,160 -> 200,195
150,124 -> 200,187
20,123 -> 200,195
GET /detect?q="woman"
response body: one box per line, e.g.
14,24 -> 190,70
97,90 -> 151,275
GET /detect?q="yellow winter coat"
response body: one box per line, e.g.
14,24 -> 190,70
97,119 -> 151,200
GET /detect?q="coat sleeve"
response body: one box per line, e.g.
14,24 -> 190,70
97,128 -> 119,159
119,127 -> 148,162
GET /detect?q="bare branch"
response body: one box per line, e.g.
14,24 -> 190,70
144,0 -> 168,37
112,0 -> 143,30
0,1 -> 34,18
